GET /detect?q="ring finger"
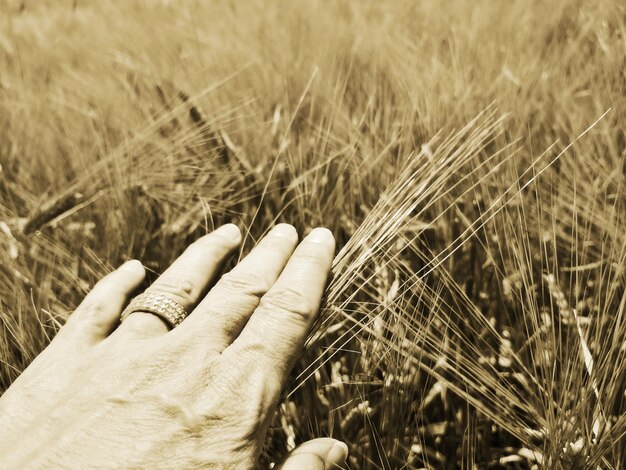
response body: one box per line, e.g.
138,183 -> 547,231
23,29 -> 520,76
115,224 -> 242,338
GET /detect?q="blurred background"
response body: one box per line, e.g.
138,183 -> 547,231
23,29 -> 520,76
1,0 -> 625,468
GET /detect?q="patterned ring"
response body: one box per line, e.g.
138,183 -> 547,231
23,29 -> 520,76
121,292 -> 188,329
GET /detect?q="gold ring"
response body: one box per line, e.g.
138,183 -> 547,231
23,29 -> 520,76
121,292 -> 188,329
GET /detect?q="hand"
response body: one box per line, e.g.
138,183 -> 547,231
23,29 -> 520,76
0,224 -> 347,469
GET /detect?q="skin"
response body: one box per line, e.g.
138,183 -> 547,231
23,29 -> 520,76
0,224 -> 348,469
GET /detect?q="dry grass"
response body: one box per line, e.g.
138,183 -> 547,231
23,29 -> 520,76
1,0 -> 625,468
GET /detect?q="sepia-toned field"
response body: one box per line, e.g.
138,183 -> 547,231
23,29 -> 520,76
1,0 -> 625,467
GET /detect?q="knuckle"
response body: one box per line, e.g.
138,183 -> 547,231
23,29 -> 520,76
234,340 -> 295,388
239,337 -> 288,365
75,300 -> 105,321
259,286 -> 316,323
148,274 -> 195,305
219,270 -> 270,297
71,300 -> 111,331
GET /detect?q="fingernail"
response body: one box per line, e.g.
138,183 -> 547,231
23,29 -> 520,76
307,227 -> 334,244
215,223 -> 242,241
271,223 -> 297,239
120,259 -> 143,273
325,441 -> 349,467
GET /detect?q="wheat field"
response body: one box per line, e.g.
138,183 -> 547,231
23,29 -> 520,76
1,0 -> 625,468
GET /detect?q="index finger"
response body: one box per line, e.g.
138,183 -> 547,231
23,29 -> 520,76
225,227 -> 335,382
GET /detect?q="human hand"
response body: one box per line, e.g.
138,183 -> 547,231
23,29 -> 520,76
0,224 -> 347,469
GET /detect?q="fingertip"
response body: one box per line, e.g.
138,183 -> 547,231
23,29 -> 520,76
213,223 -> 242,243
278,438 -> 348,470
297,227 -> 335,271
306,227 -> 334,245
271,223 -> 298,240
326,441 -> 349,467
119,259 -> 145,275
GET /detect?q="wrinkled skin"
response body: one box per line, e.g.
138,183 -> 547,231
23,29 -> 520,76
0,224 -> 348,469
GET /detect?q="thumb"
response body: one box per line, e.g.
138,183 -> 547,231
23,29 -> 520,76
275,438 -> 349,469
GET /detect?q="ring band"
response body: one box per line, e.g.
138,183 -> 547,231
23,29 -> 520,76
121,292 -> 188,329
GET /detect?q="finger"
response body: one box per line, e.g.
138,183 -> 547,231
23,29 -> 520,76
176,223 -> 298,350
118,224 -> 241,337
226,227 -> 334,382
275,438 -> 349,470
62,260 -> 146,343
